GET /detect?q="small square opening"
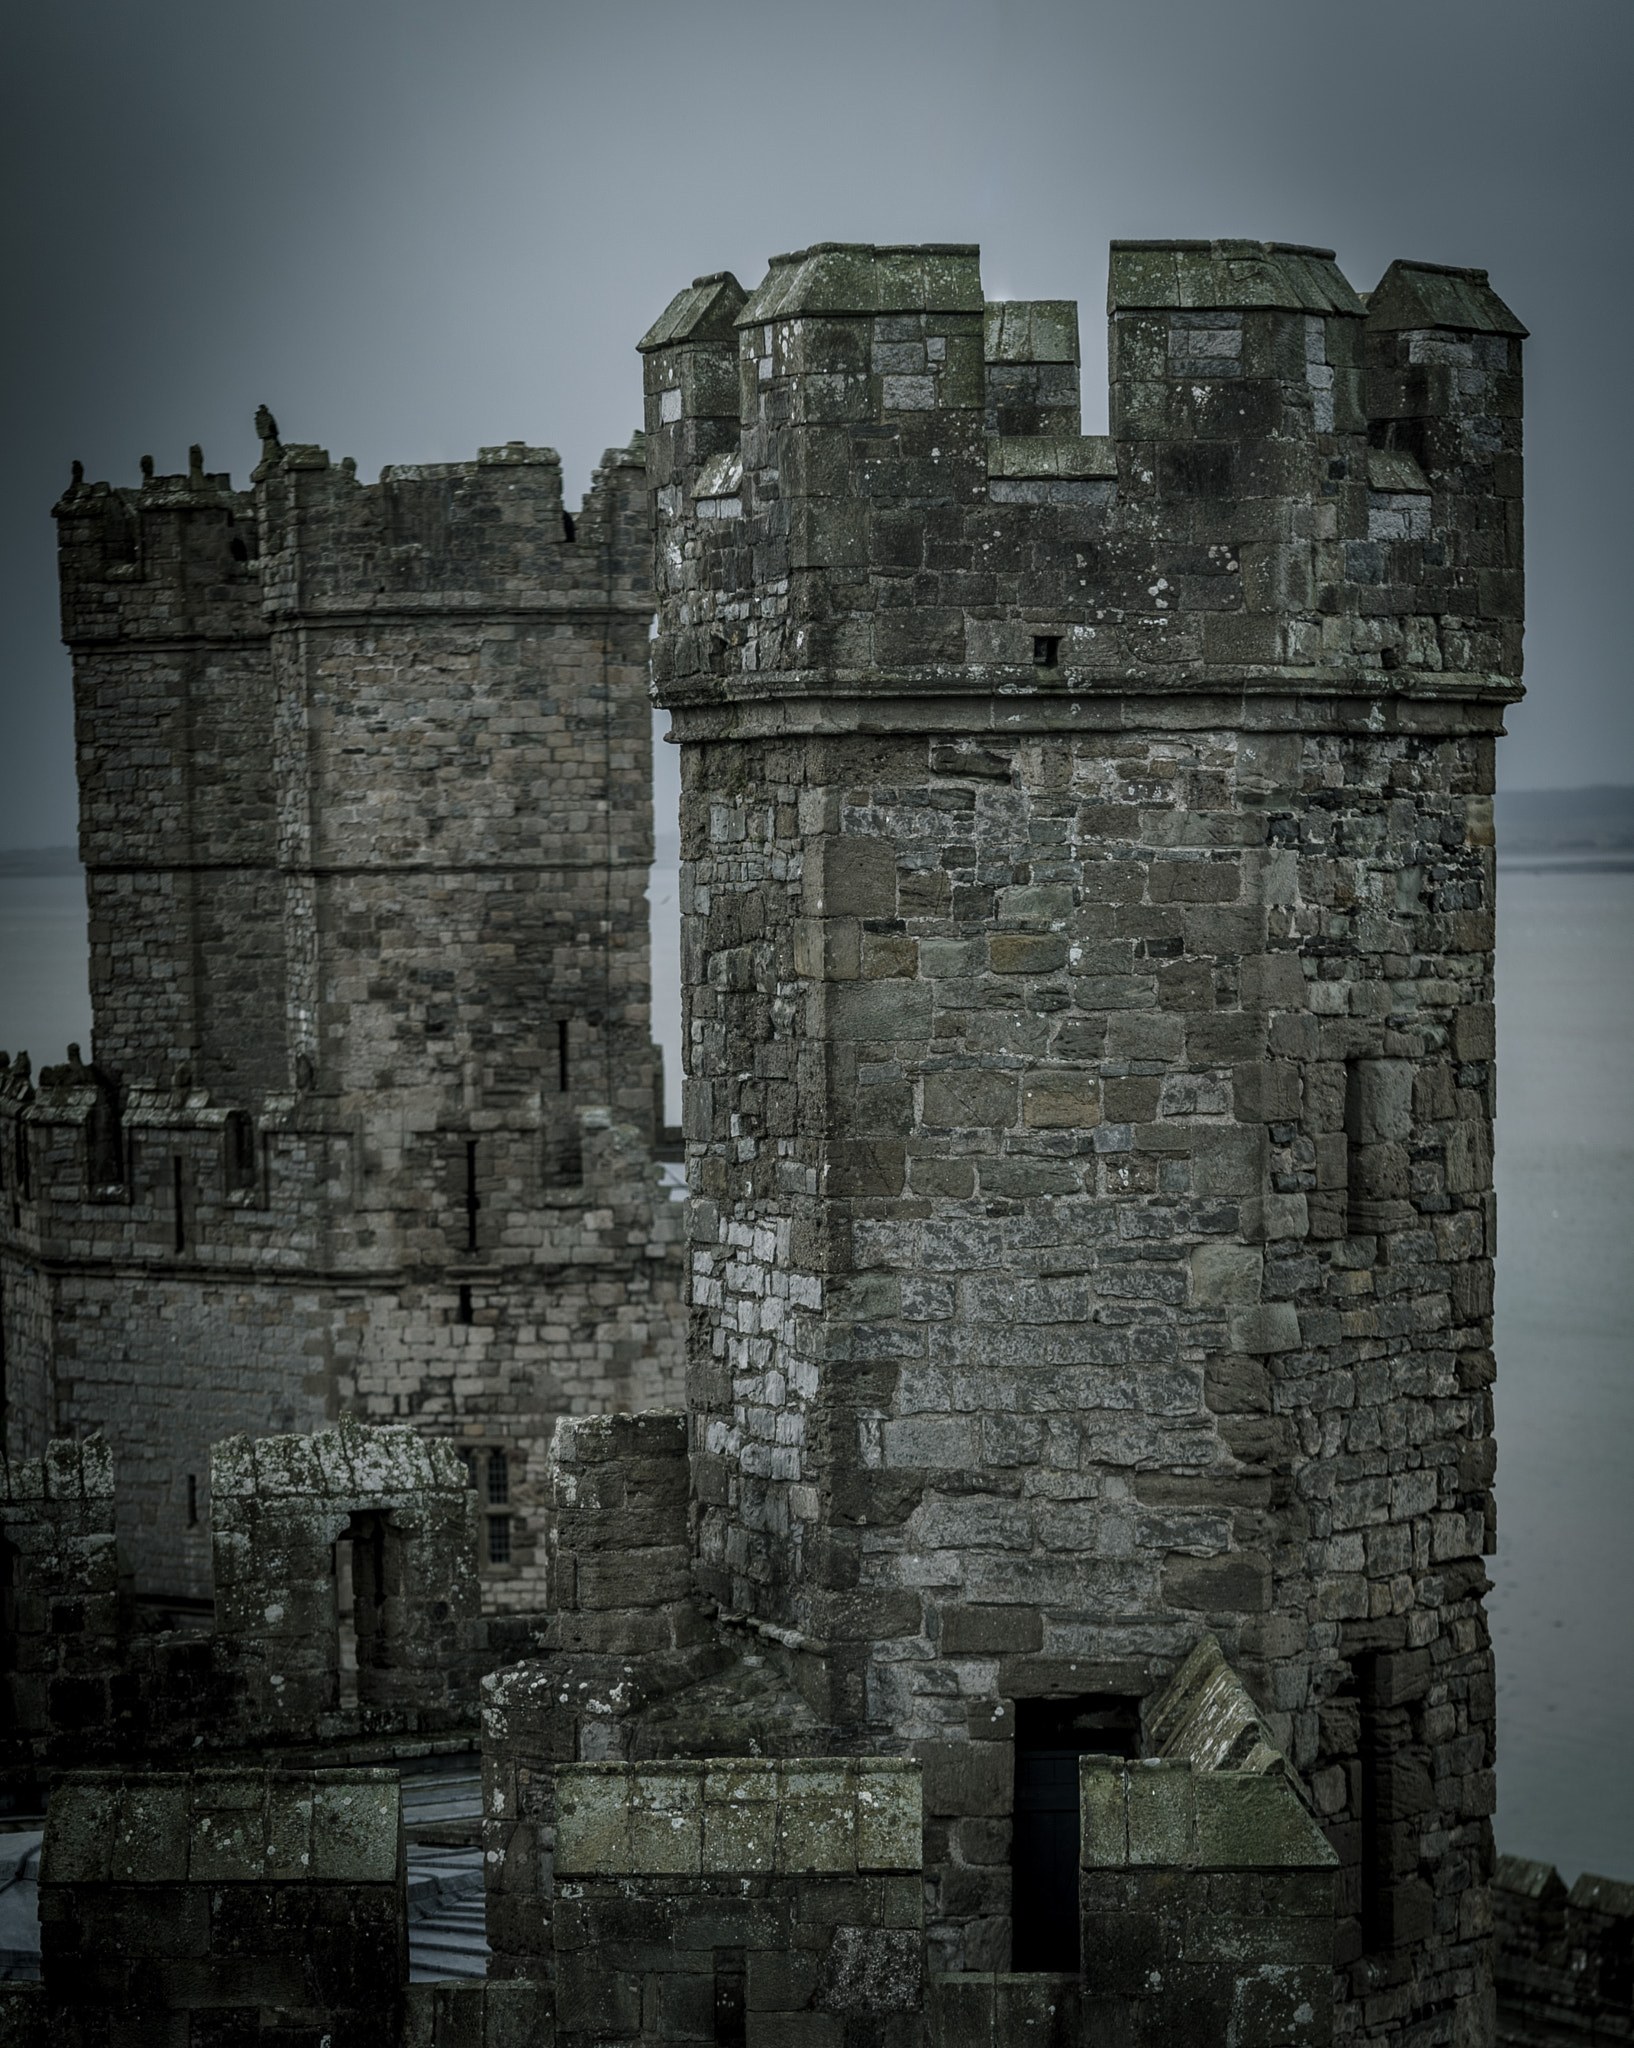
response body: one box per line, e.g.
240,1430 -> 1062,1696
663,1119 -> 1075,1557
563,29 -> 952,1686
1033,634 -> 1061,669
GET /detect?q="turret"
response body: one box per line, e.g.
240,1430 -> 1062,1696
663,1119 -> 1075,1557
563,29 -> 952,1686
647,234 -> 1520,2020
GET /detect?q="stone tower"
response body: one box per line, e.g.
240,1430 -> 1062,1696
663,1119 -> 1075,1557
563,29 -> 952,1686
1,427 -> 686,1606
644,240 -> 1522,2032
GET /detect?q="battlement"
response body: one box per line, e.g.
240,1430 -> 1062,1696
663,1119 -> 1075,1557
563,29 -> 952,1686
53,446 -> 263,648
255,422 -> 651,615
643,237 -> 1524,704
56,422 -> 656,638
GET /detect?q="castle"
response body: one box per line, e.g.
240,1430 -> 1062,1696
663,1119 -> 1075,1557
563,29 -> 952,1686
0,235 -> 1577,2048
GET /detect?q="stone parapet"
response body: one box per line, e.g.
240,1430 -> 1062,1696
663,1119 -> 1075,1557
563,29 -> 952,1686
0,1436 -> 122,1763
1495,1852 -> 1634,2045
1077,1757 -> 1336,2045
37,1766 -> 406,2045
551,1759 -> 924,2048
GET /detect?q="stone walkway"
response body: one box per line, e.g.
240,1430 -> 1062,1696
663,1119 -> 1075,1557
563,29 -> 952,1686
404,1761 -> 488,1983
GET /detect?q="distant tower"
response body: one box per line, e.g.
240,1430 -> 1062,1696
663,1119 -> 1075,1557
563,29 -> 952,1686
1,429 -> 685,1606
646,241 -> 1522,2029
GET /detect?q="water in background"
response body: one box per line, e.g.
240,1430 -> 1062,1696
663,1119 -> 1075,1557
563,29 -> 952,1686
1490,865 -> 1634,1881
0,861 -> 1629,1884
0,875 -> 90,1064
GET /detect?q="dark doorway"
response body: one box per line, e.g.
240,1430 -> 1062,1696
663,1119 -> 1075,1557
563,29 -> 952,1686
336,1510 -> 397,1709
1011,1694 -> 1142,1972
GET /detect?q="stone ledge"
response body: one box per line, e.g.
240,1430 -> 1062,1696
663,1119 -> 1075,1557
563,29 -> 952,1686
1080,1759 -> 1337,1872
554,1759 -> 921,1878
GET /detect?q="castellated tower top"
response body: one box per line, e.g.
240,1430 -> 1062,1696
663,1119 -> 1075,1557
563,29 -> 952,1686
642,236 -> 1523,714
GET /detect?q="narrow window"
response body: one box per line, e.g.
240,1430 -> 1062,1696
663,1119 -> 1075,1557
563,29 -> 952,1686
88,1081 -> 123,1190
486,1449 -> 509,1505
172,1156 -> 185,1253
186,1475 -> 198,1527
464,1139 -> 479,1253
1011,1695 -> 1142,1972
558,1019 -> 570,1093
562,511 -> 576,543
0,1274 -> 8,1450
230,536 -> 249,562
15,1126 -> 29,1204
486,1514 -> 511,1565
226,1112 -> 256,1193
1033,634 -> 1061,669
335,1537 -> 358,1709
457,1283 -> 474,1325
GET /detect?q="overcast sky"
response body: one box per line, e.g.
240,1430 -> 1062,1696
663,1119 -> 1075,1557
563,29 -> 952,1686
3,0 -> 1629,846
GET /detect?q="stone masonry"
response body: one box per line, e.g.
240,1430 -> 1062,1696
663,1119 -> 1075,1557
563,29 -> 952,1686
0,228 -> 1545,2048
644,239 -> 1524,2045
1,426 -> 688,1607
37,1766 -> 409,2046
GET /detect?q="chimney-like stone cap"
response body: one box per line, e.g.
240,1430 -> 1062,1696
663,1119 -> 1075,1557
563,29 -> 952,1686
1365,257 -> 1527,336
638,270 -> 748,352
1108,238 -> 1366,317
736,243 -> 984,325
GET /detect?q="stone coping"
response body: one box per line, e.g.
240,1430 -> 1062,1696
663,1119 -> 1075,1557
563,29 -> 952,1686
1079,1759 -> 1337,1872
40,1768 -> 401,1886
554,1759 -> 921,1879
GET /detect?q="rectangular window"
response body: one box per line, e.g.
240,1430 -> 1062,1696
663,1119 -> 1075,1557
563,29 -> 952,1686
225,1111 -> 256,1193
1032,634 -> 1061,668
486,1514 -> 511,1565
486,1449 -> 509,1506
172,1156 -> 185,1253
464,1140 -> 479,1253
558,1019 -> 570,1093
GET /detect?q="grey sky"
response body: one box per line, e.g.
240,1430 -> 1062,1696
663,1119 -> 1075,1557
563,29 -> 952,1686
3,0 -> 1628,846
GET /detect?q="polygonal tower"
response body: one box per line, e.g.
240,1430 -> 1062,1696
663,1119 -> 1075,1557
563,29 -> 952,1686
644,239 -> 1522,2034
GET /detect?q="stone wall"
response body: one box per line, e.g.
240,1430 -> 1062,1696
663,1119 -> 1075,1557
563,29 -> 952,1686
483,1407 -> 721,1980
211,1417 -> 483,1737
646,236 -> 1521,2039
546,1410 -> 696,1655
0,1437 -> 122,1759
552,1759 -> 924,2047
1075,1757 -> 1337,2044
0,1424 -> 545,1781
37,1766 -> 406,2045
